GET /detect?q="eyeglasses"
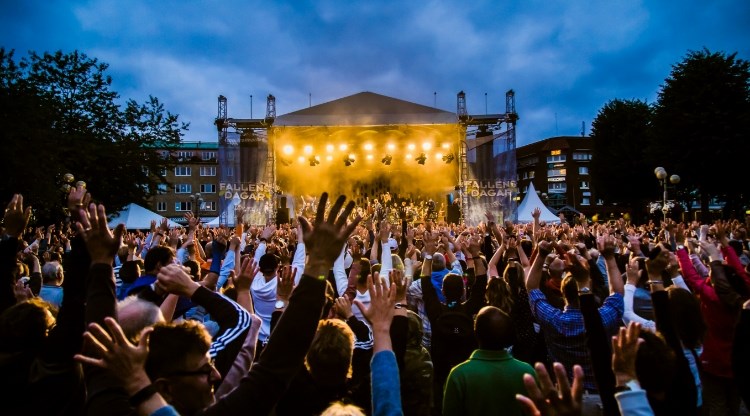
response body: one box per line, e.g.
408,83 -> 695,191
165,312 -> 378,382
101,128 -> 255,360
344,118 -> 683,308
165,361 -> 217,379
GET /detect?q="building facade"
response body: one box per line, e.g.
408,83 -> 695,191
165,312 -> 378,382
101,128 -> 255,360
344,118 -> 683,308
148,141 -> 220,225
516,136 -> 623,220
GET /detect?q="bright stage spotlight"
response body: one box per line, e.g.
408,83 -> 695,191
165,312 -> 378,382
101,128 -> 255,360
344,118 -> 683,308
339,144 -> 348,151
415,153 -> 427,165
303,145 -> 313,154
297,156 -> 305,163
442,153 -> 455,164
309,156 -> 320,166
382,154 -> 392,165
407,143 -> 415,151
441,143 -> 451,149
282,145 -> 294,155
326,144 -> 335,153
364,143 -> 373,151
387,143 -> 395,151
422,142 -> 432,151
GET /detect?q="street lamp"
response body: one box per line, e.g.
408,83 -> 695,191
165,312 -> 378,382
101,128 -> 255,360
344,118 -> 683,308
654,167 -> 680,222
190,193 -> 204,218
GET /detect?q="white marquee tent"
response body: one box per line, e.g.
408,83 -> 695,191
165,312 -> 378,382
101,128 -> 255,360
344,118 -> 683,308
108,203 -> 181,230
516,182 -> 560,223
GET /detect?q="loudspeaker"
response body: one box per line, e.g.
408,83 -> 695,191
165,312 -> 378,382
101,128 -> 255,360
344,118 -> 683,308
447,203 -> 460,224
279,196 -> 288,208
275,207 -> 290,225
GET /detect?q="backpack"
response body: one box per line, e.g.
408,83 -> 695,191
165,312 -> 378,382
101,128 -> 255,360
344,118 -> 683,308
430,306 -> 476,380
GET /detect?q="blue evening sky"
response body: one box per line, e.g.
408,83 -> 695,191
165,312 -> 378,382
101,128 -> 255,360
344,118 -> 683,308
2,0 -> 748,146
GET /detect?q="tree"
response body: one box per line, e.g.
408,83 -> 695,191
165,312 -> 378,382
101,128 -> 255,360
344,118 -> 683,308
652,49 -> 750,221
590,99 -> 656,223
0,49 -> 188,222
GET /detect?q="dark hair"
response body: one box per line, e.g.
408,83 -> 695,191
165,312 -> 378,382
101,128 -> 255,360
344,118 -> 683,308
474,306 -> 515,350
183,260 -> 201,282
520,240 -> 533,258
722,264 -> 750,299
357,258 -> 371,285
666,287 -> 705,349
146,321 -> 212,379
636,330 -> 676,396
442,273 -> 464,304
0,298 -> 55,352
486,277 -> 513,315
120,261 -> 142,284
144,246 -> 175,273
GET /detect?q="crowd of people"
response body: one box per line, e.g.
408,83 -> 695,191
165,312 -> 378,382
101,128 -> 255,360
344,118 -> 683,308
1,186 -> 749,416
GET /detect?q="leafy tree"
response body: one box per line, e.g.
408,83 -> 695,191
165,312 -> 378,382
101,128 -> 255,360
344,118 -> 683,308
590,99 -> 656,223
652,49 -> 750,221
0,49 -> 188,222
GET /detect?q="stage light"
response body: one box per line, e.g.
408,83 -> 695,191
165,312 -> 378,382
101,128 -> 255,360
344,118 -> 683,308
422,142 -> 432,151
436,152 -> 443,160
309,156 -> 320,166
366,154 -> 373,160
387,143 -> 395,151
382,154 -> 392,165
326,144 -> 334,153
441,143 -> 451,149
282,145 -> 294,155
303,145 -> 313,154
326,155 -> 333,161
364,143 -> 373,151
298,156 -> 305,163
442,153 -> 455,164
339,144 -> 348,151
415,153 -> 427,165
407,143 -> 415,151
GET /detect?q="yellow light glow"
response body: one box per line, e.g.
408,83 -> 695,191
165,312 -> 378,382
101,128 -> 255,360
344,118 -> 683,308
387,143 -> 395,150
326,155 -> 333,161
297,156 -> 305,163
303,145 -> 313,154
364,143 -> 373,151
405,153 -> 412,159
407,144 -> 415,151
441,143 -> 450,149
366,154 -> 373,160
348,154 -> 356,160
339,144 -> 348,151
422,142 -> 432,151
282,145 -> 294,155
436,153 -> 443,159
326,144 -> 334,153
314,155 -> 320,161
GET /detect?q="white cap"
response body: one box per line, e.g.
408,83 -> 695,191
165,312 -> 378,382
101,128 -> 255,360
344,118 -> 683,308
387,237 -> 399,251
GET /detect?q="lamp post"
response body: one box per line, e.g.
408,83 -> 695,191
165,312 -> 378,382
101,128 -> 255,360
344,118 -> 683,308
654,167 -> 680,222
190,193 -> 204,219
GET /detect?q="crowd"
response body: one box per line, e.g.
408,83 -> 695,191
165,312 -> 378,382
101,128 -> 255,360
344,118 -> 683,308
1,186 -> 750,416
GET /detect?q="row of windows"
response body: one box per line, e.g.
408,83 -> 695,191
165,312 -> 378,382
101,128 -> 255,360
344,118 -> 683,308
174,166 -> 228,177
161,151 -> 217,161
156,201 -> 217,212
173,184 -> 217,194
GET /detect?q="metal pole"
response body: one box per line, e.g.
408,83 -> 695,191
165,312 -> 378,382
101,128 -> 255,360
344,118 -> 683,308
663,180 -> 668,222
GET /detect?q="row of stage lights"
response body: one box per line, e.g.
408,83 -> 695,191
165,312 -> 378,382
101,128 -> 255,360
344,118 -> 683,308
280,142 -> 454,167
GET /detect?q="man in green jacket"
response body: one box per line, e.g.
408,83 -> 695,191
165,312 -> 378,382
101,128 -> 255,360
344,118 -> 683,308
443,305 -> 536,416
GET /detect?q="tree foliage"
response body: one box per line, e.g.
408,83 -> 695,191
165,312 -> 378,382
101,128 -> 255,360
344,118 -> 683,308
590,99 -> 656,222
0,49 -> 188,222
652,49 -> 750,219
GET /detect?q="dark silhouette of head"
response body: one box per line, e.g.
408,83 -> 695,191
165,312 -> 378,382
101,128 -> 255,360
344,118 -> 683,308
474,306 -> 515,350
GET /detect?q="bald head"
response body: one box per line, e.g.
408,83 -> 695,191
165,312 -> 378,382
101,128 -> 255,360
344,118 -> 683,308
431,253 -> 446,271
117,296 -> 165,341
474,306 -> 515,350
548,257 -> 565,279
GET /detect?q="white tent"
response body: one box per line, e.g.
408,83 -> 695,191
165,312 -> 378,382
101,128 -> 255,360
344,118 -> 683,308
108,203 -> 181,230
516,182 -> 560,223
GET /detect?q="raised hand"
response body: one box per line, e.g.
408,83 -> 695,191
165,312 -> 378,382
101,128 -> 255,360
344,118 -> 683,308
76,203 -> 125,265
298,192 -> 361,278
184,212 -> 199,232
156,263 -> 200,297
353,273 -> 396,333
612,322 -> 643,387
233,256 -> 259,292
532,207 -> 541,220
3,194 -> 31,238
484,210 -> 496,224
334,296 -> 354,319
276,265 -> 296,302
67,184 -> 91,221
625,257 -> 640,286
516,362 -> 584,416
389,269 -> 407,301
74,317 -> 153,395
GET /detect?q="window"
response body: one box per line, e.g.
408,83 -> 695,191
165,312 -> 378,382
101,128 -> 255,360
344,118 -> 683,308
579,166 -> 589,175
200,184 -> 216,193
176,151 -> 193,160
157,183 -> 168,194
175,184 -> 192,194
175,202 -> 192,212
580,181 -> 590,189
200,166 -> 216,176
202,151 -> 216,161
156,202 -> 167,212
160,151 -> 170,159
225,167 -> 234,177
548,183 -> 567,193
529,171 -> 535,179
548,168 -> 567,177
160,168 -> 168,177
546,154 -> 567,163
581,197 -> 591,206
202,201 -> 217,211
573,152 -> 592,161
175,166 -> 192,176
519,156 -> 538,167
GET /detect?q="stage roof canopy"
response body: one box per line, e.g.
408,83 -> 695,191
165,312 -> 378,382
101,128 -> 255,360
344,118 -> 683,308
274,92 -> 458,127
